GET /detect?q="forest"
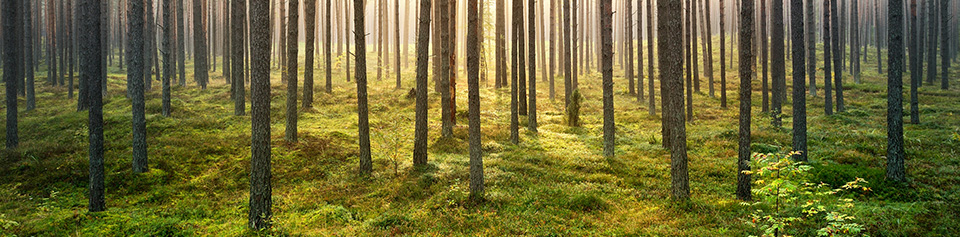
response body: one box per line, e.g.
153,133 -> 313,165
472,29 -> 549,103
0,0 -> 958,235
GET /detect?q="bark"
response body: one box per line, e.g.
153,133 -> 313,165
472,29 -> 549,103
284,0 -> 299,142
684,0 -> 693,121
248,0 -> 272,228
395,0 -> 400,89
791,0 -> 807,161
304,0 -> 315,108
549,0 -> 556,99
25,0 -> 35,111
528,0 -> 538,133
601,0 -> 614,157
326,0 -> 332,93
887,0 -> 906,182
4,0 -> 22,148
941,0 -> 950,90
824,0 -> 834,115
831,0 -> 844,112
46,0 -> 57,87
517,0 -> 527,116
414,0 -> 431,166
737,0 -> 755,201
659,0 -> 689,200
760,0 -> 768,113
129,0 -> 148,171
356,0 -> 373,174
926,0 -> 936,86
721,0 -> 729,108
163,0 -> 174,117
647,0 -> 656,114
637,0 -> 645,101
496,0 -> 506,89
704,0 -> 714,98
233,0 -> 246,116
564,0 -> 572,107
194,0 -> 209,89
467,0 -> 485,201
806,0 -> 816,96
510,0 -> 519,144
78,0 -> 105,211
909,0 -> 920,124
772,0 -> 786,127
178,0 -> 186,86
439,0 -> 453,138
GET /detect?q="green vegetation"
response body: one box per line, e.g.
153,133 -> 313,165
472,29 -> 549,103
1,45 -> 959,236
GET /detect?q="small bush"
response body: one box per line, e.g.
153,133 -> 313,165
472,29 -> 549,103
566,89 -> 583,127
566,193 -> 608,212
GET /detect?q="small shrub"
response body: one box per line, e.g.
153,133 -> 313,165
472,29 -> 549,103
566,193 -> 608,212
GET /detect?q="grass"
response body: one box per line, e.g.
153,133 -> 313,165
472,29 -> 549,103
1,43 -> 959,236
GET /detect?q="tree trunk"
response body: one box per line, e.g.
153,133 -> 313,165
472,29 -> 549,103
178,0 -> 186,86
528,0 -> 538,133
760,0 -> 768,113
326,0 -> 332,93
887,0 -> 907,182
832,0 -> 844,112
684,0 -> 693,121
791,0 -> 807,161
194,0 -> 209,89
496,0 -> 505,89
549,0 -> 556,99
78,0 -> 104,211
304,0 -> 315,108
285,0 -> 299,142
248,0 -> 272,228
909,0 -> 920,124
4,0 -> 23,148
414,0 -> 431,166
824,0 -> 834,115
601,0 -> 614,157
129,0 -> 148,171
703,0 -> 714,98
657,0 -> 689,200
737,0 -> 755,201
439,0 -> 454,138
806,0 -> 816,97
163,0 -> 174,117
647,0 -> 656,114
467,0 -> 485,201
517,0 -> 527,116
772,0 -> 785,127
233,0 -> 246,116
626,0 -> 635,95
941,0 -> 950,89
25,0 -> 35,111
564,0 -> 572,107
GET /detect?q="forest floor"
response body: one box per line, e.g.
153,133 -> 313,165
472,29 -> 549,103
1,46 -> 959,236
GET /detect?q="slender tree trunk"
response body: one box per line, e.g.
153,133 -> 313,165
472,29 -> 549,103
549,0 -> 556,99
832,0 -> 844,112
791,0 -> 807,161
467,0 -> 485,201
760,0 -> 768,113
517,0 -> 527,116
178,0 -> 186,86
233,0 -> 246,115
806,0 -> 816,96
163,0 -> 174,117
824,0 -> 834,115
304,0 -> 315,108
941,0 -> 950,89
737,0 -> 755,201
887,0 -> 907,182
722,0 -> 729,108
564,0 -> 572,107
355,0 -> 372,174
647,0 -> 656,114
414,0 -> 431,166
439,0 -> 453,138
248,0 -> 272,228
194,0 -> 209,89
496,0 -> 505,89
626,0 -> 635,95
704,0 -> 714,98
910,0 -> 920,123
659,0 -> 690,200
25,0 -> 35,111
771,0 -> 785,127
4,0 -> 22,148
79,0 -> 104,211
528,0 -> 538,132
684,0 -> 693,120
285,0 -> 299,142
601,0 -> 613,157
395,0 -> 400,89
326,0 -> 332,93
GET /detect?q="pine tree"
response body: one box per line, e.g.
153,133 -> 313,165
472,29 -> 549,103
163,0 -> 174,117
356,0 -> 373,175
303,0 -> 316,109
232,0 -> 246,116
129,0 -> 147,172
791,0 -> 807,161
737,0 -> 755,201
4,0 -> 22,149
439,0 -> 454,138
528,0 -> 538,133
647,0 -> 656,114
414,0 -> 431,166
194,0 -> 209,89
887,0 -> 907,182
601,0 -> 614,157
909,0 -> 920,124
248,0 -> 273,228
772,0 -> 786,127
78,0 -> 105,211
659,0 -> 690,201
467,0 -> 485,201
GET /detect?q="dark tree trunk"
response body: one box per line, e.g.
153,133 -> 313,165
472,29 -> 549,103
356,0 -> 372,175
439,0 -> 453,138
772,0 -> 786,127
509,0 -> 519,143
178,0 -> 186,86
564,0 -> 572,107
78,0 -> 104,212
659,0 -> 690,200
824,0 -> 834,115
284,0 -> 299,142
46,0 -> 57,87
194,0 -> 209,89
806,0 -> 816,97
926,0 -> 936,86
326,0 -> 332,93
304,0 -> 315,108
528,0 -> 538,133
233,0 -> 246,116
703,0 -> 714,98
129,0 -> 146,172
637,0 -> 644,101
163,0 -> 174,117
601,0 -> 613,157
910,0 -> 920,124
831,0 -> 844,112
414,0 -> 431,166
941,0 -> 950,89
24,0 -> 35,111
647,0 -> 656,114
737,0 -> 755,201
517,0 -> 527,116
760,0 -> 768,113
496,0 -> 505,89
248,0 -> 272,229
4,0 -> 22,148
791,0 -> 807,161
887,0 -> 907,182
684,0 -> 693,121
395,0 -> 400,89
550,0 -> 557,100
467,0 -> 484,201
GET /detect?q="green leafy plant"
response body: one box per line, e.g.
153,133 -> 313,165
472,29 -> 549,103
744,152 -> 869,237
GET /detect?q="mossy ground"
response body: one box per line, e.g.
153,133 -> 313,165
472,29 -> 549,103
1,43 -> 959,236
